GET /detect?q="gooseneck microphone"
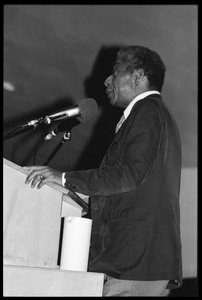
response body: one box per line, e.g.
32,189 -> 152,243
3,98 -> 98,142
22,98 -> 97,127
44,98 -> 98,140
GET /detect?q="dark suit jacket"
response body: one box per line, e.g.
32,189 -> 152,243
64,94 -> 182,286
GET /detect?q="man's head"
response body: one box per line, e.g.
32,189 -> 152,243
104,45 -> 166,108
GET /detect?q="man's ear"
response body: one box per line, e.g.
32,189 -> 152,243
133,69 -> 145,86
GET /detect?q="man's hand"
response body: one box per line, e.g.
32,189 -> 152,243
23,166 -> 63,189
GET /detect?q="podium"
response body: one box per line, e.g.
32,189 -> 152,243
3,158 -> 105,296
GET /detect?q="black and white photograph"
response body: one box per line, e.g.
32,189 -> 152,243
3,5 -> 197,297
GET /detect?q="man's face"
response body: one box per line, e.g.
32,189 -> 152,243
104,61 -> 136,108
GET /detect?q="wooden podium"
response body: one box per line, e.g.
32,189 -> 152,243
3,158 -> 104,296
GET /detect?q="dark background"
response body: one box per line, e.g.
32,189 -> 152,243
3,5 -> 198,296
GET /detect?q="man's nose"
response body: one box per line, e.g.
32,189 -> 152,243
104,75 -> 112,87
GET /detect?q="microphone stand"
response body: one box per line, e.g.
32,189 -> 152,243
42,130 -> 71,166
3,124 -> 38,141
3,114 -> 64,142
42,130 -> 89,214
42,118 -> 81,166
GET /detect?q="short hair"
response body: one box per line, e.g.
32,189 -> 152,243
116,46 -> 166,92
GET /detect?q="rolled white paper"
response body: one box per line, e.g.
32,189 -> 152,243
60,216 -> 92,272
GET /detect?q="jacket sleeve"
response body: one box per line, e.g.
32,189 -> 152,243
64,101 -> 163,197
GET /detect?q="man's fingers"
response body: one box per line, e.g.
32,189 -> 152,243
24,167 -> 50,184
37,178 -> 46,189
23,166 -> 62,189
28,174 -> 42,188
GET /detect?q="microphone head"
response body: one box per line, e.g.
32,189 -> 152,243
56,98 -> 98,132
77,98 -> 98,123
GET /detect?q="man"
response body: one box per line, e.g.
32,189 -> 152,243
24,45 -> 182,296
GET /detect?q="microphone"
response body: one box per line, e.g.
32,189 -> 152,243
44,119 -> 80,141
44,99 -> 98,141
23,98 -> 97,127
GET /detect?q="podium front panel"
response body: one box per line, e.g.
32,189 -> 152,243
3,159 -> 63,268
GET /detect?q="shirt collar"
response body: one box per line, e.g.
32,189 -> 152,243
123,90 -> 160,120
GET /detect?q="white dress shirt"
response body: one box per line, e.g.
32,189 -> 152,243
122,90 -> 160,121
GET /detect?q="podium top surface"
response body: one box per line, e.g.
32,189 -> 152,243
3,158 -> 69,195
3,158 -> 88,203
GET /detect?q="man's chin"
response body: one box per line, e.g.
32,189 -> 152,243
109,96 -> 117,106
110,100 -> 116,107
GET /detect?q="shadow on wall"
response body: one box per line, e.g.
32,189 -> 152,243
3,45 -> 125,168
75,45 -> 124,170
